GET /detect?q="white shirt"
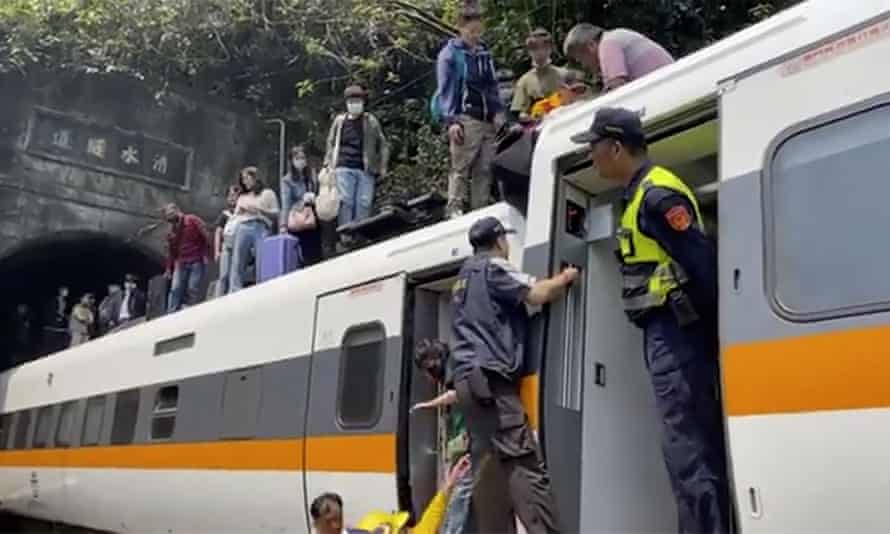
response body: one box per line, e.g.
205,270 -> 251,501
119,290 -> 132,322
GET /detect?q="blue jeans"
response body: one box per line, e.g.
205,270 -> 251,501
441,467 -> 474,534
335,167 -> 374,228
229,220 -> 269,293
167,260 -> 207,312
216,233 -> 234,297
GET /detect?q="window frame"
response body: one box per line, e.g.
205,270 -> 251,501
55,401 -> 79,448
335,321 -> 387,430
763,94 -> 890,322
13,410 -> 32,450
81,395 -> 106,447
110,389 -> 141,445
0,414 -> 12,450
32,405 -> 55,449
149,385 -> 179,442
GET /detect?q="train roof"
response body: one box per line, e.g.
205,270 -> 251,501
1,203 -> 525,410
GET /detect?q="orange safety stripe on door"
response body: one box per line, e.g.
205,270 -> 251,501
723,324 -> 890,416
0,434 -> 396,472
520,374 -> 539,429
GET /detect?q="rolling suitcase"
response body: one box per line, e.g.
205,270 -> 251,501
146,273 -> 170,320
258,234 -> 302,283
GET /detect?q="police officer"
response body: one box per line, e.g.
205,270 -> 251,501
450,216 -> 578,534
571,107 -> 729,533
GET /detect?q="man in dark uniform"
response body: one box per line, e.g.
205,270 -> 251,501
571,107 -> 728,533
450,216 -> 578,534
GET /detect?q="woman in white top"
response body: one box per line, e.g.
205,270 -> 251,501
228,166 -> 280,293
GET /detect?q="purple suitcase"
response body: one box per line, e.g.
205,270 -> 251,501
258,234 -> 303,283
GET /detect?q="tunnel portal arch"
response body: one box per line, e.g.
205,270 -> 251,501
0,231 -> 164,363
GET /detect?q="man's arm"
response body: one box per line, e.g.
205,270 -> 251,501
524,267 -> 579,306
411,390 -> 457,412
488,257 -> 578,308
598,37 -> 629,92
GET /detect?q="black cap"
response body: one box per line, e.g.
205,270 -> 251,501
570,107 -> 645,146
468,216 -> 516,248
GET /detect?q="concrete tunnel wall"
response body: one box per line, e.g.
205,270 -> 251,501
0,70 -> 267,343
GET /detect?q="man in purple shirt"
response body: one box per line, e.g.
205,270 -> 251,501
563,23 -> 674,92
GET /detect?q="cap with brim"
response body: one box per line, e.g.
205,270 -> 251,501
468,216 -> 516,247
570,107 -> 645,146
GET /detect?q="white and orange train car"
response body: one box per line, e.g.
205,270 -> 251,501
2,1 -> 890,531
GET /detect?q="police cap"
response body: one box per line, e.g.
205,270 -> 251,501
570,106 -> 645,147
468,216 -> 516,248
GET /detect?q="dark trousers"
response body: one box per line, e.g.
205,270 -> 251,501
645,313 -> 730,534
455,371 -> 560,534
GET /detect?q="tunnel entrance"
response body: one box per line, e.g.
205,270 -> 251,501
0,231 -> 164,367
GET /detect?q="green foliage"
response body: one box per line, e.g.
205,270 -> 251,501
0,0 -> 799,202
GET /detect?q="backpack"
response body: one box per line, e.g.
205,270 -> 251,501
430,45 -> 466,124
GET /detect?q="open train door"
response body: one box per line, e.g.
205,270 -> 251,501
719,10 -> 890,532
303,273 -> 408,529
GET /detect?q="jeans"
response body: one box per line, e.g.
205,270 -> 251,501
216,233 -> 234,297
168,260 -> 207,312
335,167 -> 375,228
441,466 -> 474,534
229,220 -> 269,293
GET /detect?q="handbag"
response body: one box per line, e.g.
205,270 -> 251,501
287,205 -> 317,232
315,116 -> 343,222
315,166 -> 339,221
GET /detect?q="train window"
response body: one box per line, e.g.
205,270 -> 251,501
110,389 -> 140,445
0,414 -> 12,450
81,396 -> 106,446
767,103 -> 890,320
150,385 -> 178,441
55,401 -> 78,448
13,411 -> 31,449
336,323 -> 386,429
32,406 -> 55,449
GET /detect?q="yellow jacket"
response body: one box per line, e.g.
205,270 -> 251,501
355,490 -> 448,534
411,490 -> 448,534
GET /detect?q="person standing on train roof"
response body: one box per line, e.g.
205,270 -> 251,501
562,23 -> 674,92
571,107 -> 729,533
450,216 -> 578,534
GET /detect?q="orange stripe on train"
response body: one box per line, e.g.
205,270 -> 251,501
723,324 -> 890,416
0,434 -> 395,472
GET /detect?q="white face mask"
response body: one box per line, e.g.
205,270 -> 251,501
125,282 -> 136,291
346,100 -> 364,116
293,157 -> 307,170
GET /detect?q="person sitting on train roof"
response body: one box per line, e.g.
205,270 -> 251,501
528,69 -> 592,121
562,23 -> 674,92
355,455 -> 471,534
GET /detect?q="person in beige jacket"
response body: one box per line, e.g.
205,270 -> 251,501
69,293 -> 96,347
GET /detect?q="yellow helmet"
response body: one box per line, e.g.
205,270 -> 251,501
355,510 -> 410,532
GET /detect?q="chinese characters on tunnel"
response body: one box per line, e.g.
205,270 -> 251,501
28,107 -> 192,188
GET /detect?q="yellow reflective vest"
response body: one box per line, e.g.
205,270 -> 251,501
617,165 -> 703,312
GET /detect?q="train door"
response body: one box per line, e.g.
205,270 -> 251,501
304,273 -> 407,529
542,174 -> 676,532
719,14 -> 890,531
